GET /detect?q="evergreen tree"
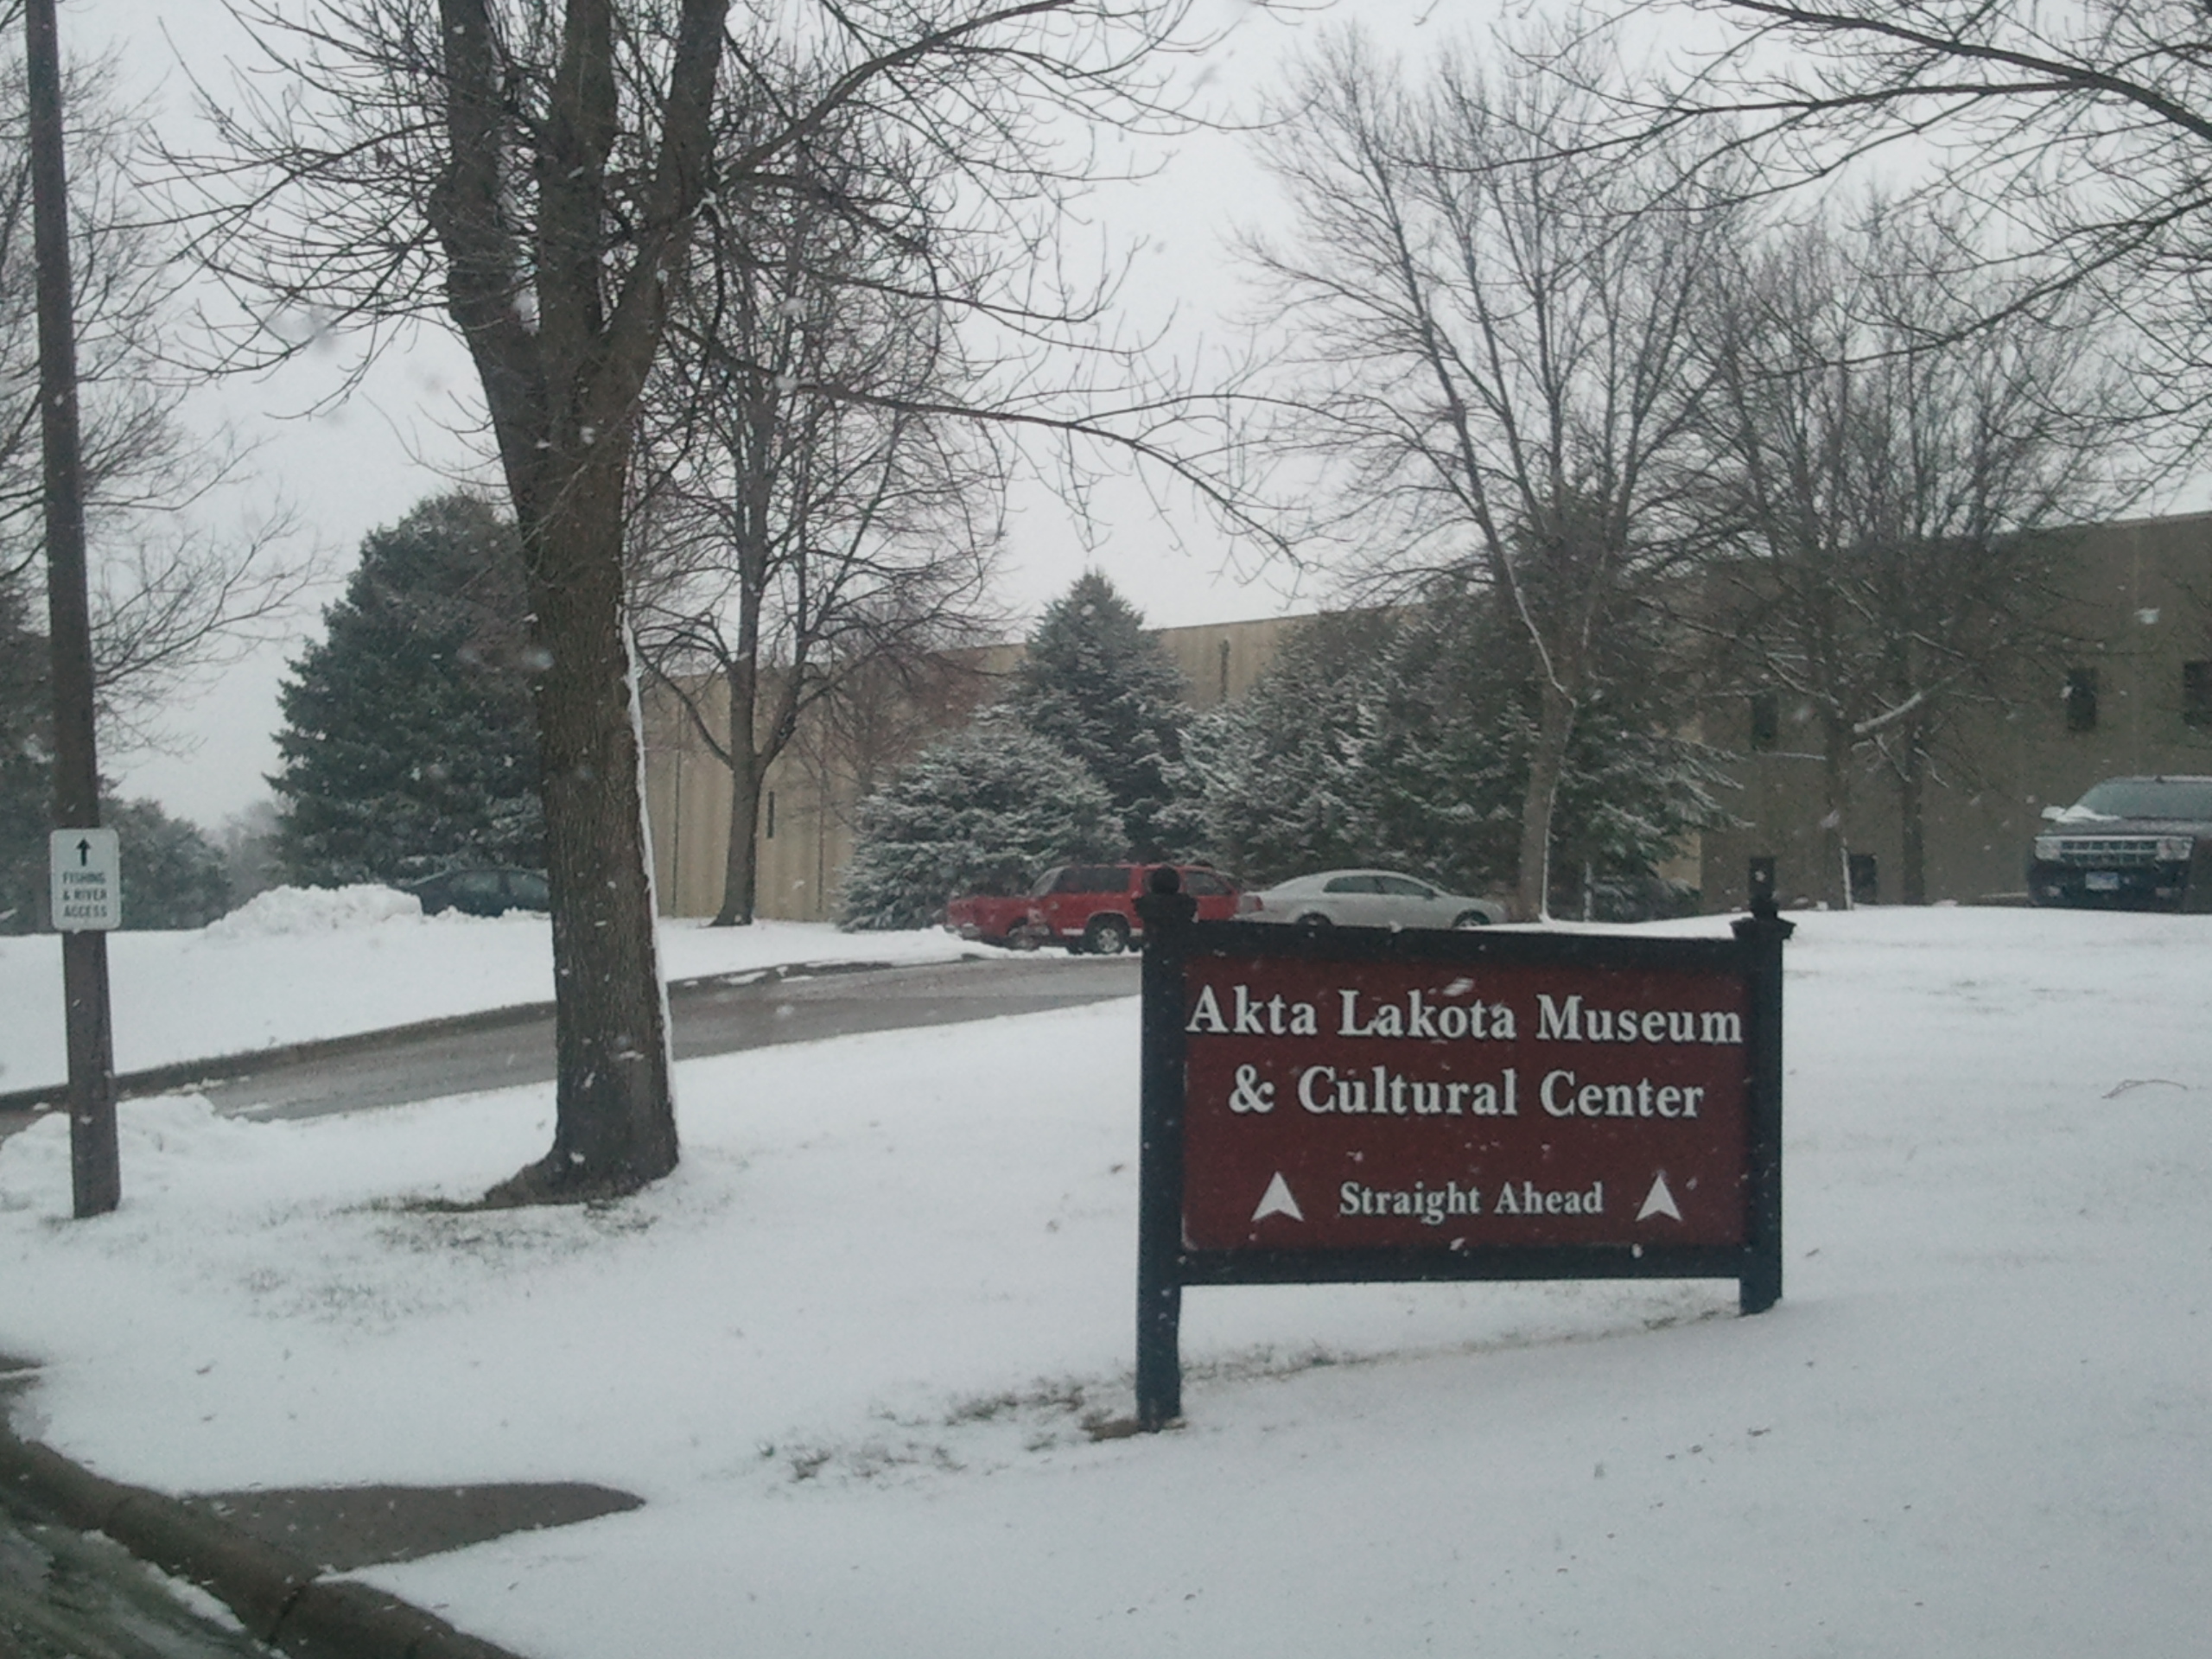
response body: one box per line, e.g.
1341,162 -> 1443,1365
1180,585 -> 1722,916
840,715 -> 1122,931
1005,571 -> 1192,859
1384,584 -> 1723,917
272,495 -> 542,886
2,790 -> 234,933
1177,608 -> 1409,887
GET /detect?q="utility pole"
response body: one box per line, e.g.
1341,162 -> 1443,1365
28,0 -> 120,1217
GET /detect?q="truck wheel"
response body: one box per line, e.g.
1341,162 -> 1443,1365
1084,915 -> 1131,956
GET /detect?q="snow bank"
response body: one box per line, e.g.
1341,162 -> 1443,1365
204,882 -> 422,938
2,907 -> 2208,1657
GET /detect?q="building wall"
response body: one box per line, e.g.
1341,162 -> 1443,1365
639,689 -> 859,924
642,518 -> 2212,921
639,617 -> 1314,921
1698,512 -> 2212,909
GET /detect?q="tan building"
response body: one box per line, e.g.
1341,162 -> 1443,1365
639,613 -> 1311,921
1697,512 -> 2212,910
641,514 -> 2212,920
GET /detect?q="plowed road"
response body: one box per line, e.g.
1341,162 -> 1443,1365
202,953 -> 1141,1121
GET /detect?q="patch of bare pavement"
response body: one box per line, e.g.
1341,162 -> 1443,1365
0,950 -> 1139,1127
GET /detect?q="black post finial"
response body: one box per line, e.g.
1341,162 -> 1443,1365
1747,855 -> 1779,921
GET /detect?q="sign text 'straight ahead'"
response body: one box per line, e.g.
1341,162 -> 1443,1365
1133,880 -> 1791,1428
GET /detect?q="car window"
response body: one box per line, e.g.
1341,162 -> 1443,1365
507,872 -> 550,907
455,872 -> 505,902
1373,875 -> 1434,898
1056,865 -> 1129,894
1182,870 -> 1230,895
1028,868 -> 1065,897
1324,874 -> 1378,894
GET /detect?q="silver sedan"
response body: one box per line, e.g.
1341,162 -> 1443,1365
1236,869 -> 1507,930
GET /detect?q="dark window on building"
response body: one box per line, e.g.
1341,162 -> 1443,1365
2063,667 -> 2099,733
2184,660 -> 2212,728
1749,692 -> 1780,752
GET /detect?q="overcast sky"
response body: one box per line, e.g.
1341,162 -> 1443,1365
34,0 -> 1484,830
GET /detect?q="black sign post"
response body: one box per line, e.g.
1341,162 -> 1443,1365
1135,874 -> 1199,1427
1134,869 -> 1790,1431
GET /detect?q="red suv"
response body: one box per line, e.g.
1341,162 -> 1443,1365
1025,862 -> 1241,955
944,862 -> 1240,953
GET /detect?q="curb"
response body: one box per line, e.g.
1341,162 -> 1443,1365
0,1421 -> 528,1659
0,953 -> 925,1117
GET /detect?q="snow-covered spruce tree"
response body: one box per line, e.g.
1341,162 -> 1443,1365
839,715 -> 1122,931
272,495 -> 542,887
1384,586 -> 1724,918
1180,587 -> 1722,915
1176,608 -> 1409,887
1005,571 -> 1193,860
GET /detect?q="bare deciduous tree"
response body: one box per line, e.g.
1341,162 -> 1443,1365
1699,207 -> 2139,904
176,0 -> 1208,1201
1244,28 -> 1739,919
1658,0 -> 2212,429
0,43 -> 298,750
629,65 -> 1005,927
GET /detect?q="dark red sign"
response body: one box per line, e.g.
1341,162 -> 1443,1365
1179,955 -> 1750,1251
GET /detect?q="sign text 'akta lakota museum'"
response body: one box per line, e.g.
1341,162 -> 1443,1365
1132,873 -> 1792,1428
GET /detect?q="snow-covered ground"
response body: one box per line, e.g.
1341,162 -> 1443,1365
2,900 -> 2209,1657
0,885 -> 967,1094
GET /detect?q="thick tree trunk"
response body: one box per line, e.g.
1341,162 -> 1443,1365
489,454 -> 677,1202
432,0 -> 729,1203
1515,681 -> 1577,921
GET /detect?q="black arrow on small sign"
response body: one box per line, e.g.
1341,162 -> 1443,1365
76,837 -> 91,865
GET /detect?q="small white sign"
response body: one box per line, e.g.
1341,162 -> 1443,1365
49,828 -> 121,931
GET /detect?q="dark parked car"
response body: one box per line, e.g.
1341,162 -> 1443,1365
2029,777 -> 2212,912
399,867 -> 551,918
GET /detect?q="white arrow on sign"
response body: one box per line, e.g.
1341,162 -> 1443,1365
1637,1172 -> 1683,1223
1252,1172 -> 1305,1223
